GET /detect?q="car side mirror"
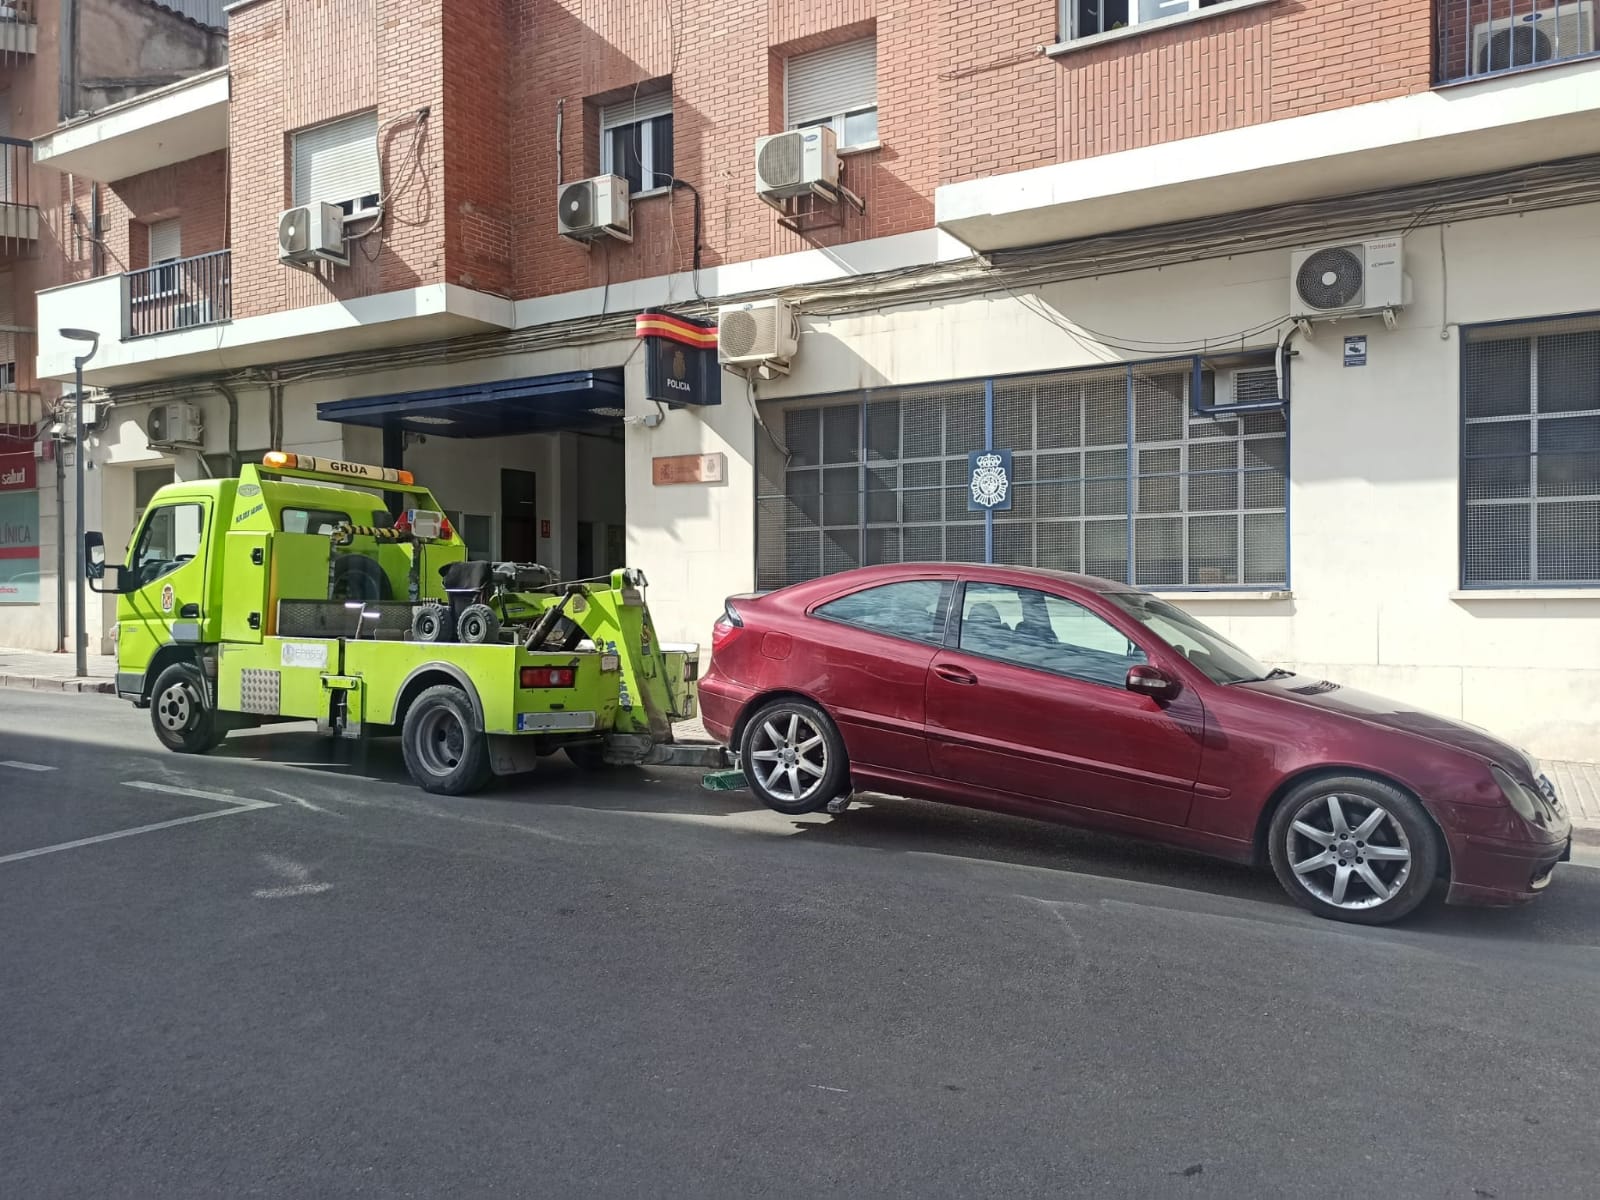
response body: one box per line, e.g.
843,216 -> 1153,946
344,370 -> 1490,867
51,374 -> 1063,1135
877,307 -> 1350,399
1127,664 -> 1180,702
84,531 -> 105,579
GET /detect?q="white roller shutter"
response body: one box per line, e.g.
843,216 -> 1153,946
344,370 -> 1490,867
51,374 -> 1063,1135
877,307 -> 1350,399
148,218 -> 181,263
785,38 -> 877,127
600,91 -> 673,130
292,111 -> 381,208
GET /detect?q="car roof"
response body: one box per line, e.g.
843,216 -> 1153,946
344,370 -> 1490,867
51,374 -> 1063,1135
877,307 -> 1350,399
783,563 -> 1139,596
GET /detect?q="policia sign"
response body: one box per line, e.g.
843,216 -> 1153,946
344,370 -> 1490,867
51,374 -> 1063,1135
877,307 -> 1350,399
635,311 -> 721,409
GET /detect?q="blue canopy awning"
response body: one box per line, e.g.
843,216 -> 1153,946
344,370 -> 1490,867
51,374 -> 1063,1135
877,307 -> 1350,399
316,369 -> 627,438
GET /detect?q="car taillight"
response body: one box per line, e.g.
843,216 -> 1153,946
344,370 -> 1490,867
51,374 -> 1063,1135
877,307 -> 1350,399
521,666 -> 575,688
712,600 -> 745,652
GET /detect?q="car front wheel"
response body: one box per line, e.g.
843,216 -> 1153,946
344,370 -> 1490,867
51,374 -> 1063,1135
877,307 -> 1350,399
1268,775 -> 1440,925
739,699 -> 848,816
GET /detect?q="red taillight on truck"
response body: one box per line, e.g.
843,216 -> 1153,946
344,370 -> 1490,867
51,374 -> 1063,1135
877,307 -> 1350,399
521,666 -> 576,688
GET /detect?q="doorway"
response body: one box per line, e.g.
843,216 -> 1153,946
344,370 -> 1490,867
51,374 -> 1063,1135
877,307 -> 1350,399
500,469 -> 538,562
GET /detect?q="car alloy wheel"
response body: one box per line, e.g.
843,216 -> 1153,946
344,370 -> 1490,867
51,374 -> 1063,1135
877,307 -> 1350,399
748,712 -> 830,806
1284,792 -> 1413,911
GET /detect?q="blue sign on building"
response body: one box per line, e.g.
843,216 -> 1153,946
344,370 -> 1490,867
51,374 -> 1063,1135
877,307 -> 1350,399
967,449 -> 1013,512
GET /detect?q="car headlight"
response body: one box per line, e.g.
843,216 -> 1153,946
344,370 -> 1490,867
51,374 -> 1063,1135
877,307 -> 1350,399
1492,765 -> 1547,826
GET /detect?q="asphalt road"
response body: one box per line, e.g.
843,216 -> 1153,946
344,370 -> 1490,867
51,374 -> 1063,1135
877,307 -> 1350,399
2,689 -> 1598,1199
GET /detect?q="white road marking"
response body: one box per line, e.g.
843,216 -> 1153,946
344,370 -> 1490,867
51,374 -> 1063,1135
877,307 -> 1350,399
254,883 -> 333,899
1,760 -> 56,772
122,780 -> 275,810
0,780 -> 276,866
262,788 -> 341,816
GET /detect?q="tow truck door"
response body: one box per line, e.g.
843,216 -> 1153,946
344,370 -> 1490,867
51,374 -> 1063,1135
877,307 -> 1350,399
118,499 -> 214,678
221,531 -> 271,643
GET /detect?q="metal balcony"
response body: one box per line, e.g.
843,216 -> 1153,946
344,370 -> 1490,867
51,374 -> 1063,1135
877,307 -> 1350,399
0,328 -> 43,441
124,249 -> 232,339
0,2 -> 36,60
1437,0 -> 1600,85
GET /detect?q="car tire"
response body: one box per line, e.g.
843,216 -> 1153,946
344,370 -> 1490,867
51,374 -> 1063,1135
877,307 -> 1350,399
402,684 -> 492,795
412,603 -> 455,643
457,604 -> 501,645
739,698 -> 848,816
149,662 -> 225,754
1268,774 -> 1440,925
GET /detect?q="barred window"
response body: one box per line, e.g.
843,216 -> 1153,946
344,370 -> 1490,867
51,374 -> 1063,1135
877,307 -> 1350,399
1462,316 -> 1600,587
756,361 -> 1288,592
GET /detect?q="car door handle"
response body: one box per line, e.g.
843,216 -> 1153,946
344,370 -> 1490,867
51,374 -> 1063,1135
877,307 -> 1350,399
934,664 -> 978,685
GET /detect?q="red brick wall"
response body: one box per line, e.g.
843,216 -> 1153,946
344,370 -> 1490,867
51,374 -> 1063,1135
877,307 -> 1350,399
442,0 -> 515,297
77,152 -> 230,275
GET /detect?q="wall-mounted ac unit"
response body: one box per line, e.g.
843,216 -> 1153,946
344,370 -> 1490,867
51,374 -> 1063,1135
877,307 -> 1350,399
278,202 -> 348,268
1214,365 -> 1281,408
1472,3 -> 1595,74
146,402 -> 203,448
718,298 -> 800,370
755,126 -> 840,202
557,175 -> 632,242
1289,237 -> 1404,322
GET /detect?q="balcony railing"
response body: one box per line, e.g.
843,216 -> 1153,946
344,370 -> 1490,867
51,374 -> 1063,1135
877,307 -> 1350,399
1437,0 -> 1600,84
0,2 -> 36,24
0,327 -> 43,442
125,249 -> 231,339
0,137 -> 37,247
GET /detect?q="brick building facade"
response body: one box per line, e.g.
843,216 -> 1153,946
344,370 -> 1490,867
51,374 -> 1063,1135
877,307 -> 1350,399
14,0 -> 1600,766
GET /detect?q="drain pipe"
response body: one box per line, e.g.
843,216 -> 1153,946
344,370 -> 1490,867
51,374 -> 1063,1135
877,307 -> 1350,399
214,380 -> 240,474
263,370 -> 284,451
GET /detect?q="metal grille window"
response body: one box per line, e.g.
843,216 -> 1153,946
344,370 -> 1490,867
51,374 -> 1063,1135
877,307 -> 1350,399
1461,315 -> 1600,587
757,361 -> 1288,592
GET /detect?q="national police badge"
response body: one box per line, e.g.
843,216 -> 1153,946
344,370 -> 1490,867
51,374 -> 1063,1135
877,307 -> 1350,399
967,450 -> 1013,512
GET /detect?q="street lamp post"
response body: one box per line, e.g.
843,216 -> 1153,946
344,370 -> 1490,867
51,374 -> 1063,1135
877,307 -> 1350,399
60,328 -> 100,678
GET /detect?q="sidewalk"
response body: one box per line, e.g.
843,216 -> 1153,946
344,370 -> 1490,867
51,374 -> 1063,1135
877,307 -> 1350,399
0,646 -> 116,694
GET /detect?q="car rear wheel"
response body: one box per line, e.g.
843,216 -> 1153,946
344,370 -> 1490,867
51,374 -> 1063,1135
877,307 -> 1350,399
739,699 -> 848,816
1268,775 -> 1439,925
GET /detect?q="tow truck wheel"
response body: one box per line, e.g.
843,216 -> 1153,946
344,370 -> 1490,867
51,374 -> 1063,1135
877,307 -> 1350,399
149,662 -> 225,755
457,604 -> 501,645
402,684 -> 492,795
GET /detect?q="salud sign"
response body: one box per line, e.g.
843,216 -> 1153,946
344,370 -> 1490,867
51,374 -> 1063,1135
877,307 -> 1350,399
0,450 -> 34,492
636,310 -> 721,409
0,450 -> 39,605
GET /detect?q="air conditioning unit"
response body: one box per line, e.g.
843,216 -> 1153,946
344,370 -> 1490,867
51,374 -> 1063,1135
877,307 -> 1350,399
717,298 -> 800,370
755,126 -> 840,202
174,300 -> 215,329
1289,237 -> 1404,322
278,202 -> 348,268
557,175 -> 632,243
1214,365 -> 1281,408
1472,3 -> 1594,75
146,402 -> 203,448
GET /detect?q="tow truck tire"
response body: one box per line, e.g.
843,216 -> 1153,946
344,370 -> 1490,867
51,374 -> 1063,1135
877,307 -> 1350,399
402,684 -> 492,795
457,604 -> 501,645
331,554 -> 392,602
150,662 -> 225,755
412,603 -> 454,643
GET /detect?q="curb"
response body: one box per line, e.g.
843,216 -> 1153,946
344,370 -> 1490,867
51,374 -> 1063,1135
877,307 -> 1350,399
0,675 -> 116,695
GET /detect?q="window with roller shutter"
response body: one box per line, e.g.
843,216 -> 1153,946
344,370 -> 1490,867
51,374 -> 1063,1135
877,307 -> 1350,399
147,219 -> 181,296
292,111 -> 382,218
785,38 -> 878,149
599,90 -> 674,197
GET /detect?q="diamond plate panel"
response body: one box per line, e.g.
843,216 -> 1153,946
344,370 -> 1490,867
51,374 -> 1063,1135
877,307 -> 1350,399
239,668 -> 281,716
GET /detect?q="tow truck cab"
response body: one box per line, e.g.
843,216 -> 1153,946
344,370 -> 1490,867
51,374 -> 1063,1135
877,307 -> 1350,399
85,453 -> 697,794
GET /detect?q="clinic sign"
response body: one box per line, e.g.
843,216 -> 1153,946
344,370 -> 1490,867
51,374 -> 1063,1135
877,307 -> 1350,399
0,450 -> 40,605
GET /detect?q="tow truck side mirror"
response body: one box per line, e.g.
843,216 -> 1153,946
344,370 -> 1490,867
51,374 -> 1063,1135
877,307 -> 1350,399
84,532 -> 133,594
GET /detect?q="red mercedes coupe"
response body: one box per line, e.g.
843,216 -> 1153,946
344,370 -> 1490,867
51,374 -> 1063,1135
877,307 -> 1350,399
699,564 -> 1572,925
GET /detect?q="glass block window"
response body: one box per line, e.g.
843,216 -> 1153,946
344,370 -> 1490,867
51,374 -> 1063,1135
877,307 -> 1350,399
1461,315 -> 1600,586
756,360 -> 1288,592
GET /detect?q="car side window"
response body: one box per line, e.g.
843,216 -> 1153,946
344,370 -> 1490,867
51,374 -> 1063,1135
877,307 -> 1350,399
131,503 -> 205,587
959,583 -> 1146,687
815,580 -> 952,645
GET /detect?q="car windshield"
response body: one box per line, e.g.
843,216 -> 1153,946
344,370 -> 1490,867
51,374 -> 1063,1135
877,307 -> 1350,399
1104,592 -> 1278,686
